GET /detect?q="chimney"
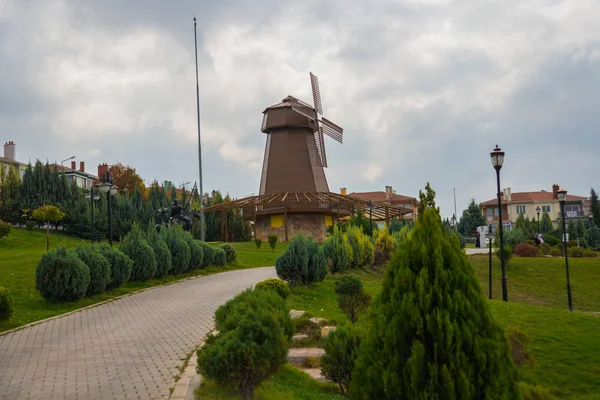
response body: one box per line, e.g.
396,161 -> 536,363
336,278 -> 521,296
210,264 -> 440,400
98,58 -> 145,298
385,185 -> 391,200
3,141 -> 15,161
98,163 -> 109,178
552,184 -> 559,199
71,161 -> 76,170
507,187 -> 512,202
80,161 -> 85,173
340,188 -> 347,195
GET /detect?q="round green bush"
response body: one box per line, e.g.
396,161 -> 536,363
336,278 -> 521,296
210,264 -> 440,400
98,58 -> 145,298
584,249 -> 598,257
185,235 -> 204,270
255,278 -> 291,300
120,235 -> 157,282
199,242 -> 214,267
568,247 -> 584,258
0,286 -> 14,319
159,227 -> 191,275
539,242 -> 552,256
275,233 -> 327,286
219,243 -> 237,262
150,240 -> 172,277
550,248 -> 561,257
36,245 -> 90,302
544,235 -> 560,247
495,244 -> 513,264
72,243 -> 111,296
335,275 -> 363,296
0,219 -> 11,240
214,248 -> 226,266
96,244 -> 133,289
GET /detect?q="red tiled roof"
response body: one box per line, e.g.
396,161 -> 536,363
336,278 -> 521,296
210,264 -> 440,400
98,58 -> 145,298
348,191 -> 417,204
480,191 -> 586,206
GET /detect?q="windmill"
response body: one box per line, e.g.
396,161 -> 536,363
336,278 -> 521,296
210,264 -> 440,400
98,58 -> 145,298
259,72 -> 344,195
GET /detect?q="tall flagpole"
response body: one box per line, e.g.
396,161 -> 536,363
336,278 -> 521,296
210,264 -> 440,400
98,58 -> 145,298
193,16 -> 205,241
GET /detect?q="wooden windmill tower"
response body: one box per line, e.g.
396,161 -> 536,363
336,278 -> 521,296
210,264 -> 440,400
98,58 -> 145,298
259,72 -> 343,195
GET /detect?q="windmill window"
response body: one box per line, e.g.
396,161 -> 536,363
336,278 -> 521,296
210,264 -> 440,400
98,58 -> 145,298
270,215 -> 284,228
324,215 -> 333,226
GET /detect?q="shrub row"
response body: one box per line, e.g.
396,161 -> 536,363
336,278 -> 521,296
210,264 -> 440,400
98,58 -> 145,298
197,288 -> 291,400
35,223 -> 232,303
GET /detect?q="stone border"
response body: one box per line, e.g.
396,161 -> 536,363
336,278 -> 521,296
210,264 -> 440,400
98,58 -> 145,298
0,271 -> 227,337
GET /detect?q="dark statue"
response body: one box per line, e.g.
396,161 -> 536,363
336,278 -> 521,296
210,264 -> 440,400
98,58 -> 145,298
154,199 -> 201,232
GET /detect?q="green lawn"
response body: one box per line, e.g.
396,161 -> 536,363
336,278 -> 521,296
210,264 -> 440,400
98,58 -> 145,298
0,228 -> 286,332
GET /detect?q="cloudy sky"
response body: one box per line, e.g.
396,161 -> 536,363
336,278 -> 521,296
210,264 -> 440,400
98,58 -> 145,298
1,0 -> 599,218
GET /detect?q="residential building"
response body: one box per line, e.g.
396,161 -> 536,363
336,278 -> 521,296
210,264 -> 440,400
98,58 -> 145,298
50,161 -> 98,190
346,185 -> 418,221
480,184 -> 587,230
0,141 -> 27,180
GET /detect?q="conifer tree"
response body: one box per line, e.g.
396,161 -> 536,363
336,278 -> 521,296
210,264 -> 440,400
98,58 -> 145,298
576,218 -> 586,239
540,210 -> 553,234
590,188 -> 600,228
457,198 -> 486,237
350,207 -> 521,400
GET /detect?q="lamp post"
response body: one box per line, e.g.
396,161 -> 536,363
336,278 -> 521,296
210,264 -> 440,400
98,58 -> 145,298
557,188 -> 573,311
60,156 -> 75,170
84,189 -> 100,243
366,200 -> 373,236
536,206 -> 541,235
96,171 -> 118,247
490,145 -> 508,302
486,225 -> 494,299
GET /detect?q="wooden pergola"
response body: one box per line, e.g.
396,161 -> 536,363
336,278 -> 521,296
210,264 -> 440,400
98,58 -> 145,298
204,191 -> 412,241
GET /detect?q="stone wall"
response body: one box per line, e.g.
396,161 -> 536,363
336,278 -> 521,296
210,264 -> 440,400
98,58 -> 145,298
255,212 -> 331,242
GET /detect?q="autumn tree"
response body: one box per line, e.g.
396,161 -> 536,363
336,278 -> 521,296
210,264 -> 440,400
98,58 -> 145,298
108,163 -> 146,196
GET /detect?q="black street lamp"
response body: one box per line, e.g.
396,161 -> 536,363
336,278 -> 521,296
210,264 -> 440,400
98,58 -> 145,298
486,225 -> 494,299
490,145 -> 508,302
96,171 -> 118,247
84,189 -> 100,243
557,188 -> 573,311
536,206 -> 541,235
366,200 -> 373,236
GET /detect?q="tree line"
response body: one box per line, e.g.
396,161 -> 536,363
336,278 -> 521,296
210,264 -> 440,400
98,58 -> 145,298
0,161 -> 251,242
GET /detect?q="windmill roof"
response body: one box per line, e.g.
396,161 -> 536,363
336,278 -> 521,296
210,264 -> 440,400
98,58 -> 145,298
263,95 -> 314,113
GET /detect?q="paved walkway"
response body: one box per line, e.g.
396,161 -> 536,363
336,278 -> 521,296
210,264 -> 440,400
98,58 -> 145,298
0,267 -> 277,400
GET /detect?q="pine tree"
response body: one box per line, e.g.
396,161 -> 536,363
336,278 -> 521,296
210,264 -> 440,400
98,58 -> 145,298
577,218 -> 586,239
540,210 -> 553,234
350,207 -> 521,400
590,188 -> 600,228
457,198 -> 486,237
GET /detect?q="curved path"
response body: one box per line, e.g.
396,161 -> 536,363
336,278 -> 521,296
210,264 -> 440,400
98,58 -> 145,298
0,267 -> 277,400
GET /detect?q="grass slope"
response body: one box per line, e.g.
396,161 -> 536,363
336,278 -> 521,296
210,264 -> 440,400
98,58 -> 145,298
0,228 -> 286,332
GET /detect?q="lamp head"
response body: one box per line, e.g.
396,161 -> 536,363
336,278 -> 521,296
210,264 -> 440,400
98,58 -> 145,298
490,145 -> 505,170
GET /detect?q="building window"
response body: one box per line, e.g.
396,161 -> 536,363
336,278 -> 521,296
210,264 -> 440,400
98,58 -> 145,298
494,207 -> 499,216
564,204 -> 580,218
516,205 -> 526,215
541,205 -> 551,213
487,208 -> 492,219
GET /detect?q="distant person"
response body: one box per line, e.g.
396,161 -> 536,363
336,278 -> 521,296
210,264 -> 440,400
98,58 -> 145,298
538,233 -> 544,244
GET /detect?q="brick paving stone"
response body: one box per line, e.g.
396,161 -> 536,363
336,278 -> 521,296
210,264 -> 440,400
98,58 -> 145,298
0,267 -> 276,400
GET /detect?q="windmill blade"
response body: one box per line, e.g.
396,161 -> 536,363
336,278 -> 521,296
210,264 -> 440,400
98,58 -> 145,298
321,117 -> 344,143
310,72 -> 323,116
314,125 -> 327,168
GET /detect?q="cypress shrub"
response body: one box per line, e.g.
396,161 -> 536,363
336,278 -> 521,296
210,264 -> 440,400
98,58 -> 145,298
219,243 -> 237,262
199,242 -> 214,266
320,324 -> 362,396
543,235 -> 560,247
350,209 -> 521,399
374,227 -> 395,259
254,238 -> 262,249
36,245 -> 90,302
97,244 -> 133,289
213,248 -> 226,266
72,243 -> 111,296
335,276 -> 370,324
183,232 -> 204,270
323,226 -> 352,273
159,226 -> 191,275
276,233 -> 327,286
361,234 -> 375,267
255,278 -> 291,300
495,244 -> 513,265
121,223 -> 157,281
197,307 -> 288,400
0,286 -> 14,319
268,234 -> 278,251
146,226 -> 173,277
346,226 -> 365,268
335,275 -> 363,296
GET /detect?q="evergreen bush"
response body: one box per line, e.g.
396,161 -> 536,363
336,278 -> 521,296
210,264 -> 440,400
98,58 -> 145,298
514,243 -> 540,258
0,220 -> 10,240
219,243 -> 237,262
255,278 -> 291,300
335,276 -> 370,324
350,208 -> 521,399
544,235 -> 560,247
539,243 -> 552,256
584,249 -> 598,257
146,225 -> 173,277
374,226 -> 395,259
504,228 -> 526,248
268,234 -> 278,251
0,286 -> 14,319
213,248 -> 226,266
495,244 -> 513,264
320,324 -> 362,396
372,248 -> 387,267
568,247 -> 584,258
549,247 -> 561,257
184,233 -> 204,270
72,243 -> 110,296
36,245 -> 90,302
199,241 -> 214,266
97,244 -> 134,289
323,226 -> 352,273
275,233 -> 327,286
197,307 -> 288,400
254,238 -> 262,249
346,227 -> 364,268
361,234 -> 375,266
159,225 -> 191,275
335,275 -> 363,296
121,223 -> 157,281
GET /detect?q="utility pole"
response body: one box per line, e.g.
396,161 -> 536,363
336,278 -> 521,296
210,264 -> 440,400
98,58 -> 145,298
193,16 -> 205,241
